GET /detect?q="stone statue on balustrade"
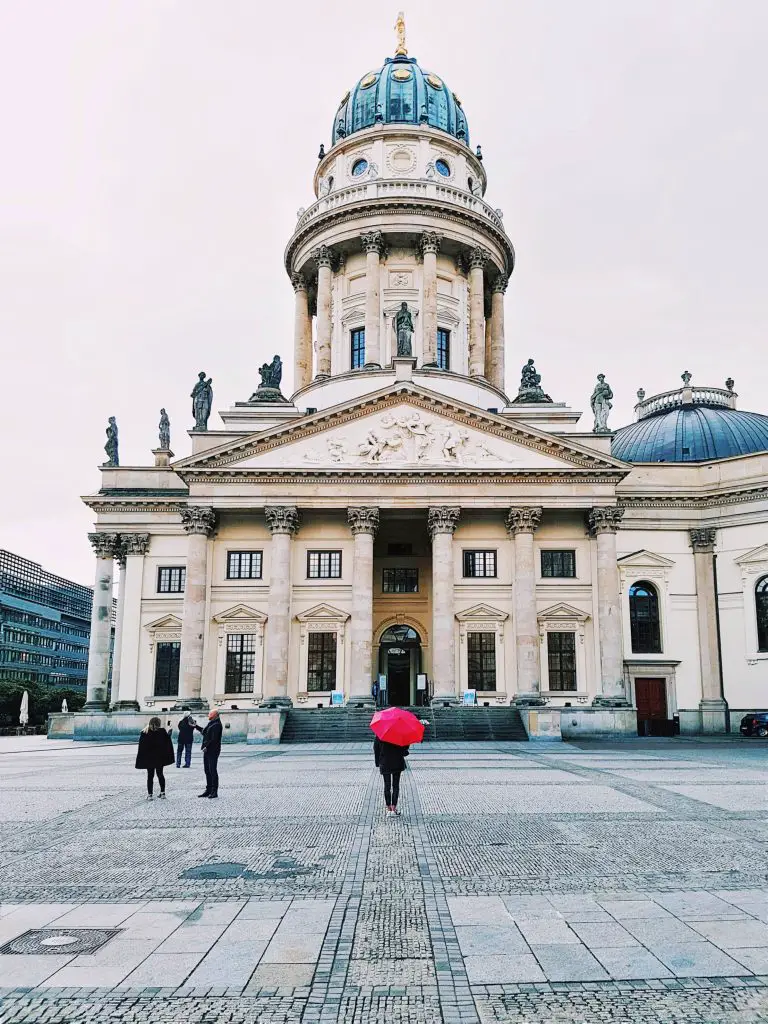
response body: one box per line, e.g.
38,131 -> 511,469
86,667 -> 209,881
395,302 -> 414,357
158,408 -> 171,450
102,417 -> 119,466
590,374 -> 613,433
249,354 -> 288,403
512,358 -> 552,404
191,372 -> 213,431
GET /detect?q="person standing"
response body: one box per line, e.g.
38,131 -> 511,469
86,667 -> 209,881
373,736 -> 409,815
135,717 -> 174,800
176,711 -> 195,768
195,709 -> 223,799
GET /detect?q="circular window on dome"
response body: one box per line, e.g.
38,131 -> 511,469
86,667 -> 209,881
351,158 -> 369,177
426,74 -> 443,89
392,67 -> 412,81
360,73 -> 377,89
435,158 -> 451,177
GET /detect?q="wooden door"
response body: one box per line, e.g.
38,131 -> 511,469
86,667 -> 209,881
635,678 -> 670,736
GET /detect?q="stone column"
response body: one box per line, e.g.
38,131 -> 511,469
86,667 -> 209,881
314,246 -> 334,378
292,272 -> 312,391
263,506 -> 300,705
428,507 -> 461,702
360,231 -> 384,368
347,507 -> 380,703
690,528 -> 728,731
109,541 -> 127,709
84,532 -> 119,710
113,533 -> 151,710
588,507 -> 629,704
420,231 -> 441,366
468,246 -> 489,377
506,508 -> 543,702
178,507 -> 217,710
489,274 -> 508,392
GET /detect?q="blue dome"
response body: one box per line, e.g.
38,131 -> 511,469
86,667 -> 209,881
612,404 -> 768,463
332,56 -> 469,146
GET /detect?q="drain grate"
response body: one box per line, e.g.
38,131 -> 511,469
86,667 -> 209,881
0,928 -> 120,955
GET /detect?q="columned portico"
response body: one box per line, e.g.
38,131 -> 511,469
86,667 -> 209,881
360,231 -> 384,368
427,506 -> 461,702
689,528 -> 728,732
588,506 -> 628,704
264,505 -> 300,705
420,232 -> 441,366
468,247 -> 489,377
314,246 -> 334,378
113,533 -> 150,710
178,507 -> 216,710
347,506 -> 380,702
84,532 -> 119,710
506,507 -> 543,701
292,272 -> 312,391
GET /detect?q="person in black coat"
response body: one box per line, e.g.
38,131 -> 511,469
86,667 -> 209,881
176,711 -> 195,769
373,736 -> 409,815
135,717 -> 175,799
195,709 -> 223,798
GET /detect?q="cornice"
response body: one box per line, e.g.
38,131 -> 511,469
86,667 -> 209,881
176,471 -> 624,485
619,486 -> 768,509
82,500 -> 186,514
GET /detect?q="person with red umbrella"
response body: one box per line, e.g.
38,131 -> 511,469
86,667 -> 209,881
370,707 -> 425,816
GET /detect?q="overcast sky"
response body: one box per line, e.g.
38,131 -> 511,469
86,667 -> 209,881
1,0 -> 766,585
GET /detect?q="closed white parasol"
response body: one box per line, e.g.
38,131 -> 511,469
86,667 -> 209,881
19,690 -> 29,727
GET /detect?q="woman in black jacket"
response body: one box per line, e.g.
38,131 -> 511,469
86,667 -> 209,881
135,717 -> 175,799
373,736 -> 409,815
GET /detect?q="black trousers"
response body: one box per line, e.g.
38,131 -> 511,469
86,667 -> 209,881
203,751 -> 219,794
146,767 -> 165,794
382,770 -> 401,807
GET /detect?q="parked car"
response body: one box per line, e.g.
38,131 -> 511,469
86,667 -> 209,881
740,712 -> 768,737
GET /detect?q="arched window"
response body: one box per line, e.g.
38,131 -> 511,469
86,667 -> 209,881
757,576 -> 768,652
629,581 -> 662,654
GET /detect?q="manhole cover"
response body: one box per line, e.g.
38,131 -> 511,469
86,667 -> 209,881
182,861 -> 248,880
0,928 -> 120,955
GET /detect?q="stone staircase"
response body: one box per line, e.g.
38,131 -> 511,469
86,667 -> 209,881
280,705 -> 528,744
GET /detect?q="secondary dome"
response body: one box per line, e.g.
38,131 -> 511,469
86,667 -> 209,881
331,55 -> 469,147
612,376 -> 768,463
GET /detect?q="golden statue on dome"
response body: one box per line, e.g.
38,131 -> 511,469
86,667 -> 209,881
395,11 -> 407,56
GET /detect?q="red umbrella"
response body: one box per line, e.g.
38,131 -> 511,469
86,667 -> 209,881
370,707 -> 425,747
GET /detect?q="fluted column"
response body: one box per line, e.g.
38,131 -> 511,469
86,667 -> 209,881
347,507 -> 380,702
178,506 -> 216,709
468,247 -> 489,377
690,528 -> 728,731
314,246 -> 334,378
588,507 -> 628,704
428,507 -> 461,702
264,506 -> 300,704
490,275 -> 508,392
506,508 -> 543,700
109,541 -> 127,709
84,533 -> 119,710
420,232 -> 441,366
292,272 -> 312,391
114,533 -> 150,710
360,231 -> 384,368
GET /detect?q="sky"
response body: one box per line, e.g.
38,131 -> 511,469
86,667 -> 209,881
1,0 -> 766,586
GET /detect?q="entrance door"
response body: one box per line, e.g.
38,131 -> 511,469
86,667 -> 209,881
387,650 -> 411,706
378,625 -> 421,708
635,678 -> 671,736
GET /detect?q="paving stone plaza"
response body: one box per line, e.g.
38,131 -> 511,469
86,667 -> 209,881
0,738 -> 766,1022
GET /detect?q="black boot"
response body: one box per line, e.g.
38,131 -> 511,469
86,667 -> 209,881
198,791 -> 210,798
207,792 -> 218,799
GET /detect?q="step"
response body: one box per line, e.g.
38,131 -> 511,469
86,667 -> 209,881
280,706 -> 528,744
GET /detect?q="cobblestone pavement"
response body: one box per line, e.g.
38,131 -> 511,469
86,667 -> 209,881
0,736 -> 766,1022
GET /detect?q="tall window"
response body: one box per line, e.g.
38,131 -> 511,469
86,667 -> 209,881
629,581 -> 662,653
468,632 -> 496,691
463,550 -> 497,578
757,576 -> 768,652
351,328 -> 366,369
436,328 -> 450,370
225,633 -> 256,693
307,632 -> 337,691
382,568 -> 418,593
157,567 -> 185,593
541,550 -> 576,578
547,632 -> 577,691
154,641 -> 180,696
227,551 -> 262,580
388,76 -> 414,121
307,551 -> 342,578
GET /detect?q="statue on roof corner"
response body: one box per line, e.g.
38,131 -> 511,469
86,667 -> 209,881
249,354 -> 288,403
591,374 -> 613,433
395,302 -> 414,356
159,408 -> 171,450
512,358 -> 553,404
103,417 -> 119,466
191,372 -> 213,431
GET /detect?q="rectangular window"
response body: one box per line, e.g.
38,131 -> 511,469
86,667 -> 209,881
226,551 -> 263,580
436,328 -> 450,370
468,632 -> 496,691
307,631 -> 337,691
541,550 -> 576,578
547,632 -> 577,691
351,328 -> 366,369
463,550 -> 497,578
225,633 -> 256,693
154,641 -> 180,697
382,568 -> 419,593
307,551 -> 342,579
157,567 -> 186,593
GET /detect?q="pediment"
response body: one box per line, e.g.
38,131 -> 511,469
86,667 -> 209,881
538,602 -> 590,622
736,544 -> 768,566
296,602 -> 350,623
617,550 -> 676,569
145,614 -> 183,631
213,604 -> 267,624
174,384 -> 628,477
456,603 -> 509,622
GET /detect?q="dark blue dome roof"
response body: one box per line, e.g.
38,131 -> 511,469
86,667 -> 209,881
332,56 -> 469,146
612,404 -> 768,462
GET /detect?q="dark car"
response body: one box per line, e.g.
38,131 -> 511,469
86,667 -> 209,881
740,712 -> 768,737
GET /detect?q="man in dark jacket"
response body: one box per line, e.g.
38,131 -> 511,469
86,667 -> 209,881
195,709 -> 223,799
176,711 -> 195,768
373,736 -> 409,815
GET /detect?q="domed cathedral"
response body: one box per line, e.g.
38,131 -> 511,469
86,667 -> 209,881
74,19 -> 768,744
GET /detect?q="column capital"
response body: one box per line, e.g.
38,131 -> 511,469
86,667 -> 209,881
427,506 -> 461,537
121,533 -> 151,557
313,244 -> 336,269
419,231 -> 442,257
491,273 -> 509,294
347,506 -> 380,536
291,271 -> 307,292
468,246 -> 490,270
265,505 -> 301,535
689,527 -> 717,553
588,506 -> 625,535
360,230 -> 385,255
505,507 -> 543,535
180,506 -> 217,536
88,532 -> 120,559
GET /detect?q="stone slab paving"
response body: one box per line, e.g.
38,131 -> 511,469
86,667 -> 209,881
0,737 -> 766,1021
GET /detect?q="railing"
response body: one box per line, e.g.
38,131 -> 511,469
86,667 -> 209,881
636,386 -> 737,420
